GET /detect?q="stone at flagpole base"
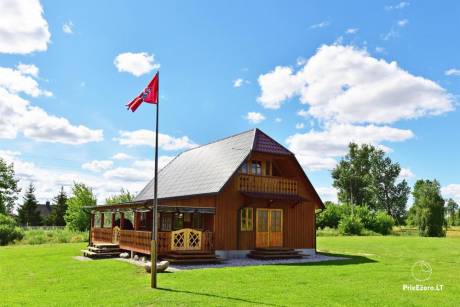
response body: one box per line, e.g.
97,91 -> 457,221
145,260 -> 170,273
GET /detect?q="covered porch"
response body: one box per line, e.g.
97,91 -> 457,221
89,202 -> 215,256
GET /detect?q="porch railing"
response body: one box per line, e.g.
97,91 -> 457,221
119,230 -> 151,254
91,227 -> 112,243
237,174 -> 298,195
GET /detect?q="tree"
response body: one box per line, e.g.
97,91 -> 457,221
49,187 -> 68,226
370,150 -> 410,224
65,183 -> 96,231
17,183 -> 41,226
446,198 -> 458,227
332,143 -> 375,207
412,180 -> 445,237
0,213 -> 24,245
0,158 -> 21,215
105,188 -> 134,204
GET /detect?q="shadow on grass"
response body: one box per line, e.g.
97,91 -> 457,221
278,252 -> 377,267
158,287 -> 285,306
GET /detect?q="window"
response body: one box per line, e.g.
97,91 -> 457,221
264,161 -> 271,176
192,213 -> 202,229
140,212 -> 147,228
251,160 -> 262,175
161,213 -> 172,231
240,207 -> 253,231
240,161 -> 248,174
173,213 -> 184,230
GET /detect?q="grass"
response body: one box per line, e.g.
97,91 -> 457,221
15,229 -> 88,245
1,237 -> 459,306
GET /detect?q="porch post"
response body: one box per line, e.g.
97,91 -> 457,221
112,212 -> 116,228
101,213 -> 104,228
134,211 -> 139,231
120,212 -> 125,230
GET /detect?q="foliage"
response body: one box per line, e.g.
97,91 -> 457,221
65,183 -> 96,231
105,188 -> 134,205
17,183 -> 42,226
446,198 -> 459,226
46,187 -> 68,226
0,157 -> 21,215
17,228 -> 87,245
338,215 -> 363,235
316,226 -> 340,236
371,211 -> 395,235
0,213 -> 24,245
412,179 -> 446,237
316,201 -> 342,229
332,143 -> 410,224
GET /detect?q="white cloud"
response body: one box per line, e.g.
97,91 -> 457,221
399,168 -> 415,179
0,0 -> 51,54
82,160 -> 113,172
234,78 -> 243,87
287,124 -> 414,171
112,153 -> 134,160
397,19 -> 409,27
258,45 -> 454,124
445,68 -> 460,76
296,57 -> 307,66
295,123 -> 305,129
274,117 -> 282,123
244,112 -> 266,124
316,187 -> 338,203
62,21 -> 74,34
375,46 -> 385,53
114,130 -> 197,150
309,21 -> 330,29
103,156 -> 174,182
0,65 -> 51,97
346,28 -> 359,34
441,184 -> 460,203
114,52 -> 160,77
385,2 -> 410,10
297,109 -> 309,119
0,87 -> 103,144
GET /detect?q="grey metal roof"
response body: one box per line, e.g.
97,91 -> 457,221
134,129 -> 257,201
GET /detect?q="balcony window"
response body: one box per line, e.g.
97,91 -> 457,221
264,161 -> 271,176
240,161 -> 249,174
251,160 -> 262,175
240,207 -> 253,231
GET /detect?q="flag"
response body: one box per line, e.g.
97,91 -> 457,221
126,72 -> 159,112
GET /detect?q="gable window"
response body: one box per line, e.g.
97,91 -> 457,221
251,160 -> 262,175
240,207 -> 253,231
240,161 -> 248,174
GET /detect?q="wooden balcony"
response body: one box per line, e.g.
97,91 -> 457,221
237,174 -> 298,195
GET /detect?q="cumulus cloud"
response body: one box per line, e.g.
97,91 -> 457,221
441,184 -> 460,203
0,0 -> 51,54
445,68 -> 460,76
112,153 -> 134,160
82,160 -> 113,172
286,124 -> 414,171
295,123 -> 304,129
62,21 -> 74,34
244,112 -> 266,124
114,52 -> 160,77
103,156 -> 174,182
399,167 -> 415,179
0,64 -> 51,97
0,87 -> 103,144
114,130 -> 196,150
258,45 -> 454,124
316,187 -> 338,203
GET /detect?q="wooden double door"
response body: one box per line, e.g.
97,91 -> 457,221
255,208 -> 283,248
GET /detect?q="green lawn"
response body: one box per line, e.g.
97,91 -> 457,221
1,237 -> 459,306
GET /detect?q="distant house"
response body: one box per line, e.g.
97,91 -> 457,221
36,201 -> 54,222
85,129 -> 324,262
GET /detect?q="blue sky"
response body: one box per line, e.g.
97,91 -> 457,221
0,0 -> 459,204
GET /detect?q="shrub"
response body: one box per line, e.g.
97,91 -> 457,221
316,202 -> 342,229
0,214 -> 24,245
316,227 -> 340,236
371,211 -> 395,235
338,215 -> 363,235
18,228 -> 88,245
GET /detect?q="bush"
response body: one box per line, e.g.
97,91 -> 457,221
316,227 -> 340,236
0,214 -> 24,245
371,211 -> 395,235
17,228 -> 88,245
316,202 -> 342,229
338,215 -> 363,235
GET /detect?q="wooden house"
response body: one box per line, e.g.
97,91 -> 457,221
85,129 -> 324,262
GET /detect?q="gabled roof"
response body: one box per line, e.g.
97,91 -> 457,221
134,128 -> 323,209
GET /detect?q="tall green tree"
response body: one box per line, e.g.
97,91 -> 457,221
65,183 -> 96,231
0,158 -> 21,215
412,179 -> 445,237
49,187 -> 68,226
105,188 -> 134,204
370,150 -> 410,224
332,143 -> 375,207
446,198 -> 458,226
17,183 -> 41,226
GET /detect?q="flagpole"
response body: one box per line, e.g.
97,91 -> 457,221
151,71 -> 159,289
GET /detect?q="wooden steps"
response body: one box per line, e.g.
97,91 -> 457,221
82,243 -> 121,259
161,251 -> 224,264
247,248 -> 304,260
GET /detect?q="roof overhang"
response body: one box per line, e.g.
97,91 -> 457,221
241,191 -> 307,202
84,201 -> 215,214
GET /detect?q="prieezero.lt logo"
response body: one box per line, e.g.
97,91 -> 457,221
411,260 -> 432,282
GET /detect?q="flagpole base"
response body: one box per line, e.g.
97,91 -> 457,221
150,239 -> 157,289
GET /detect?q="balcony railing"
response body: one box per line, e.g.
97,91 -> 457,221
237,174 -> 298,195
